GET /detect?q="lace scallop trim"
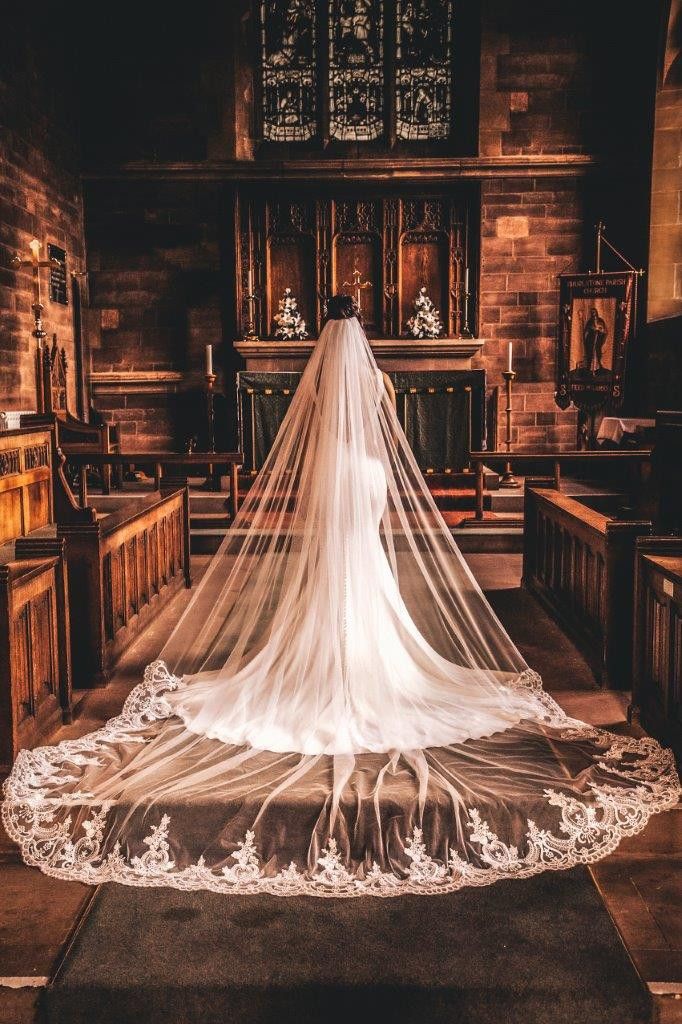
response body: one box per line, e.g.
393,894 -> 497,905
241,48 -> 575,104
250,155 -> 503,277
2,660 -> 680,898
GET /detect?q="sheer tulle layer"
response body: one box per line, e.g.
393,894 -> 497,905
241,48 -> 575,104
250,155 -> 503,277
3,662 -> 678,897
3,318 -> 679,895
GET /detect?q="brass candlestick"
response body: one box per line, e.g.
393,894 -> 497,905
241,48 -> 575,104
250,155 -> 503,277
205,372 -> 217,454
500,370 -> 520,488
244,289 -> 260,341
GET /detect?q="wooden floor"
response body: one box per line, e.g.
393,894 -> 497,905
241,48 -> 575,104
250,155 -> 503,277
0,554 -> 679,1024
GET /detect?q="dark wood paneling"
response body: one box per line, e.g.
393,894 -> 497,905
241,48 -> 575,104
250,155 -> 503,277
523,484 -> 651,689
0,554 -> 71,771
632,538 -> 682,756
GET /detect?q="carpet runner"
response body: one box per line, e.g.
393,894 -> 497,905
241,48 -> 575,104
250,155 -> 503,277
43,866 -> 651,1024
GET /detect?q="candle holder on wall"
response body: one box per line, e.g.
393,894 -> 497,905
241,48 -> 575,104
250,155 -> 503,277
11,239 -> 58,412
500,370 -> 520,489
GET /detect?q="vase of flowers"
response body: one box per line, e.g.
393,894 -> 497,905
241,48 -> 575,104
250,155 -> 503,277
406,287 -> 443,340
273,288 -> 308,340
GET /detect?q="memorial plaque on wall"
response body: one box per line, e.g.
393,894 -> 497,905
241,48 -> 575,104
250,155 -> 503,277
48,244 -> 68,305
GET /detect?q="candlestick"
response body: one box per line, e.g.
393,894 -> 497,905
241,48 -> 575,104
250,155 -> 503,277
500,370 -> 520,489
460,267 -> 472,338
205,343 -> 213,376
205,371 -> 217,452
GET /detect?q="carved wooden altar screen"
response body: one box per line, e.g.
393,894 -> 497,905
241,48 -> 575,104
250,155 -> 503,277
237,189 -> 476,340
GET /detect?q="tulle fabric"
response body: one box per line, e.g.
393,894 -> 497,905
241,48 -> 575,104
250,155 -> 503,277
3,318 -> 679,896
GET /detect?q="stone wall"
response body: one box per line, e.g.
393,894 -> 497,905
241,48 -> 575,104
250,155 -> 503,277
5,0 -> 654,451
648,0 -> 682,322
0,10 -> 86,412
84,180 -> 228,451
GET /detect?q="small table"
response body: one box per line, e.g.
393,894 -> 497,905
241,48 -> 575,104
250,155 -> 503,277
596,417 -> 655,446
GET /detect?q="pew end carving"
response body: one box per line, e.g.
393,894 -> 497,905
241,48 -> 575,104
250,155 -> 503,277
632,536 -> 682,756
0,428 -> 73,769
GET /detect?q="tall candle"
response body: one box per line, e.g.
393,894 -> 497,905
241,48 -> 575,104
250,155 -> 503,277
248,268 -> 254,296
205,343 -> 213,376
29,238 -> 42,305
507,341 -> 513,373
464,267 -> 469,294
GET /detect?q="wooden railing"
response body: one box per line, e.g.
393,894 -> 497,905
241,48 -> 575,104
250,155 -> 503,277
62,451 -> 244,520
0,550 -> 72,769
17,486 -> 191,688
467,450 -> 651,523
522,484 -> 651,688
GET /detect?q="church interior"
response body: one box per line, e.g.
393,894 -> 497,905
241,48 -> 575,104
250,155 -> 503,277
1,1 -> 681,1021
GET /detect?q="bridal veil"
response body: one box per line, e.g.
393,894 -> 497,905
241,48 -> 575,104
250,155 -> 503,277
3,315 -> 678,895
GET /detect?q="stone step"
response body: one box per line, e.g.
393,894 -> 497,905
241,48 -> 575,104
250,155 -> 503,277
190,528 -> 229,554
488,491 -> 525,513
190,511 -> 231,531
451,525 -> 524,554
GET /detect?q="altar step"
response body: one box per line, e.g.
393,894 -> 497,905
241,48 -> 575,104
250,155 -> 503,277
187,472 -> 524,554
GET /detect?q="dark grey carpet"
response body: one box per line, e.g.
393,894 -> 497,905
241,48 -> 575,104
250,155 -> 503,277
43,867 -> 650,1024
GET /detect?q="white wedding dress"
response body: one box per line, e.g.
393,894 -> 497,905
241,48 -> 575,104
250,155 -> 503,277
3,316 -> 678,896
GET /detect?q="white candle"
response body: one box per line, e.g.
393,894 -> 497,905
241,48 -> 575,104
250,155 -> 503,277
464,268 -> 469,294
248,269 -> 254,296
205,343 -> 213,376
507,341 -> 513,373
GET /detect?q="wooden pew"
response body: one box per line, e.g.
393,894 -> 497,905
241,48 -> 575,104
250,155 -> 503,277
0,554 -> 72,771
631,536 -> 682,755
16,448 -> 192,687
0,428 -> 72,768
522,483 -> 651,689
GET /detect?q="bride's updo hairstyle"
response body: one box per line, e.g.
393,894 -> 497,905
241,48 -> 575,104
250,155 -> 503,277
325,293 -> 361,323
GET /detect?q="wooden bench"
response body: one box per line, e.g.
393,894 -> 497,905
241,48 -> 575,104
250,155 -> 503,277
522,483 -> 651,689
16,448 -> 192,687
0,428 -> 72,768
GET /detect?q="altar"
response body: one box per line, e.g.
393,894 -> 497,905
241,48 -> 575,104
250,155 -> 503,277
234,337 -> 485,373
237,365 -> 486,474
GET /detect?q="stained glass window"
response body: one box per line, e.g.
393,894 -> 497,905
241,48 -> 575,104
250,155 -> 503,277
395,0 -> 452,140
261,0 -> 317,142
259,1 -> 455,146
328,0 -> 384,142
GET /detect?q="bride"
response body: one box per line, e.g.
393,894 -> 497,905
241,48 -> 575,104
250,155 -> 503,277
3,296 -> 678,895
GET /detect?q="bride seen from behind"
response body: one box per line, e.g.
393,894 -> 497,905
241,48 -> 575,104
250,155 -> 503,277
3,295 -> 679,895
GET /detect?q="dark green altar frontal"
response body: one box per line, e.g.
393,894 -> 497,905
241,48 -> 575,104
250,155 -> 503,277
237,370 -> 486,473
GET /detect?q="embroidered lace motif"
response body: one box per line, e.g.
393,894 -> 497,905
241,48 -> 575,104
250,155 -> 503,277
3,661 -> 679,898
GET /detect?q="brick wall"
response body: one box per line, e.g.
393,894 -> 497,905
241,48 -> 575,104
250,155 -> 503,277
85,180 -> 227,450
648,0 -> 682,322
0,10 -> 86,411
477,177 -> 584,448
479,1 -> 593,158
72,0 -> 660,452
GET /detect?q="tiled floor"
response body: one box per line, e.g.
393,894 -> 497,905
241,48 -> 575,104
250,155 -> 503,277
0,553 -> 679,1024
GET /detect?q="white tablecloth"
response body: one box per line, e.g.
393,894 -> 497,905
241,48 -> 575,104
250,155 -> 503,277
596,417 -> 655,445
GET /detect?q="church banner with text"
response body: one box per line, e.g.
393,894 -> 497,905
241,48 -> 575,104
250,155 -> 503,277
555,271 -> 635,413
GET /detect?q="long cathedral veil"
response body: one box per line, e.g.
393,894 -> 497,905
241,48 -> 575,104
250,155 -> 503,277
3,315 -> 678,895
